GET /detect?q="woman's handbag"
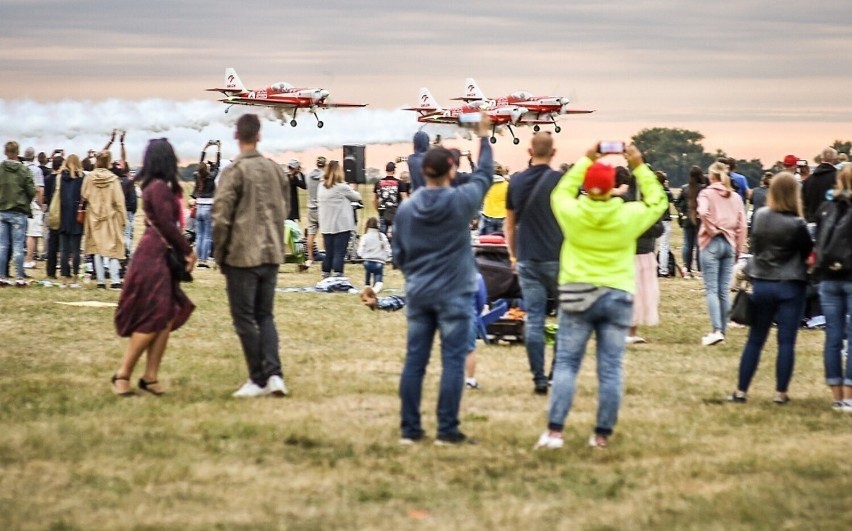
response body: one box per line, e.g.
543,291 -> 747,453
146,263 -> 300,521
729,289 -> 753,326
75,198 -> 87,225
47,177 -> 61,230
148,222 -> 193,283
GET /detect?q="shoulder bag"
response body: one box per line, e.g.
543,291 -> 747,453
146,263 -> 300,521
729,288 -> 753,326
147,222 -> 193,283
47,176 -> 61,230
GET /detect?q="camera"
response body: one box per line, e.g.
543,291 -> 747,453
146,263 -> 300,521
395,156 -> 408,163
460,150 -> 471,157
796,159 -> 808,168
598,141 -> 625,155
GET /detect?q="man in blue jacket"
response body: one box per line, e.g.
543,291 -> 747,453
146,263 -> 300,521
393,115 -> 493,445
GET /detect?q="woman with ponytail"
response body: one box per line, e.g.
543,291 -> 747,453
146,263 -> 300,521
696,161 -> 747,346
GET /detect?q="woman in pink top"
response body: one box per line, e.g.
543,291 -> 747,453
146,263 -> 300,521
697,161 -> 748,346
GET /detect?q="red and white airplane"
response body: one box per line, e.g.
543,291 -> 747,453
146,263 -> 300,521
453,78 -> 593,134
403,88 -> 530,144
206,68 -> 367,128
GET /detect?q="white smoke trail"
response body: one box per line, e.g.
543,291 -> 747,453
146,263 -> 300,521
0,99 -> 462,164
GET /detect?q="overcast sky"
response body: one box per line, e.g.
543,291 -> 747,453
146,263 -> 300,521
1,0 -> 850,167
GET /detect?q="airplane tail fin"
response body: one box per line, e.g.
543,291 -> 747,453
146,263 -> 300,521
453,78 -> 486,101
404,88 -> 442,112
224,68 -> 246,92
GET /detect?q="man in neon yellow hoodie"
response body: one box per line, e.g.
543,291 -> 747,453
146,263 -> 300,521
535,143 -> 667,450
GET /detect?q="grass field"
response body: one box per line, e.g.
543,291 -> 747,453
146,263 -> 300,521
1,211 -> 851,530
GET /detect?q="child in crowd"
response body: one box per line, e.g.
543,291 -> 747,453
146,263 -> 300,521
465,273 -> 488,390
358,271 -> 486,391
360,286 -> 405,311
357,216 -> 391,292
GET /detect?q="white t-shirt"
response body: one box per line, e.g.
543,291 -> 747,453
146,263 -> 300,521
24,161 -> 44,188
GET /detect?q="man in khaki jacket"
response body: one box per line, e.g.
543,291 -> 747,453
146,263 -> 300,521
213,114 -> 291,398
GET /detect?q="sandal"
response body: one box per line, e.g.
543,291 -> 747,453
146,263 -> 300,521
111,374 -> 135,397
138,378 -> 165,396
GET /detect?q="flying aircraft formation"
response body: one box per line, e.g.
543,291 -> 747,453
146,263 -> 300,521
207,70 -> 594,145
401,78 -> 594,144
206,68 -> 367,128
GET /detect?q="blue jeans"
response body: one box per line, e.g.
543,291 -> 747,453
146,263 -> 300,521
195,204 -> 213,261
0,210 -> 27,279
363,260 -> 384,285
700,235 -> 734,333
400,292 -> 473,438
517,260 -> 560,386
124,211 -> 136,257
548,289 -> 634,436
819,280 -> 852,386
322,231 -> 351,275
682,224 -> 700,273
478,214 -> 504,235
737,280 -> 806,393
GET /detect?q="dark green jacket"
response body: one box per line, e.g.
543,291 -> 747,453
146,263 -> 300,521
0,159 -> 36,215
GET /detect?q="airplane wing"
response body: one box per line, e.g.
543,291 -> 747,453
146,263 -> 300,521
206,88 -> 244,95
562,109 -> 595,114
418,115 -> 457,124
317,102 -> 368,108
216,98 -> 298,110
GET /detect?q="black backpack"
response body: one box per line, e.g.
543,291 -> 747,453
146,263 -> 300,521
815,197 -> 852,276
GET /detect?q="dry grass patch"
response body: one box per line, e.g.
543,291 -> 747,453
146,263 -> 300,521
1,223 -> 852,529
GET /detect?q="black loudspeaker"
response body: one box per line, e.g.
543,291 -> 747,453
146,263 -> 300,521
343,144 -> 366,184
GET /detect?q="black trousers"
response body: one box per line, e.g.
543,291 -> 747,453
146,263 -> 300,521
223,264 -> 283,386
45,229 -> 61,278
59,232 -> 82,279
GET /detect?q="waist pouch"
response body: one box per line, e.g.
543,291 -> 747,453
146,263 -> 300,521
559,283 -> 611,313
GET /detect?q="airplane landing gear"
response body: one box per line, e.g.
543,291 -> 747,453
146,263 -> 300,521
507,124 -> 520,145
533,125 -> 541,132
317,121 -> 324,128
290,119 -> 298,127
490,124 -> 498,145
489,136 -> 497,144
225,104 -> 234,114
554,125 -> 562,133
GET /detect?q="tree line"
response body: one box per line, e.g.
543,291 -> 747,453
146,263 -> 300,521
632,127 -> 851,187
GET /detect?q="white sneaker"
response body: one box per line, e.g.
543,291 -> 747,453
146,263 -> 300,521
626,336 -> 647,344
465,377 -> 479,390
266,375 -> 288,397
702,331 -> 725,346
373,281 -> 384,294
232,380 -> 268,398
534,431 -> 564,449
841,400 -> 852,413
24,261 -> 36,269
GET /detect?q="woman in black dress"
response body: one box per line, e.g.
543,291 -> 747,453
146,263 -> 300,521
111,139 -> 196,396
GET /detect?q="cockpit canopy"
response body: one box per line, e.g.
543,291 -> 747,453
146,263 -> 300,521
271,82 -> 294,91
511,90 -> 533,100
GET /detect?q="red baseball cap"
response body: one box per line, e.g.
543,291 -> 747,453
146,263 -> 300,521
584,162 -> 615,195
783,155 -> 798,167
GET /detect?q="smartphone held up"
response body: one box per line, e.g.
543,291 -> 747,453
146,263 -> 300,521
598,141 -> 626,155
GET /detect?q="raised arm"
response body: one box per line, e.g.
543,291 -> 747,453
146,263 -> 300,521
119,130 -> 127,166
